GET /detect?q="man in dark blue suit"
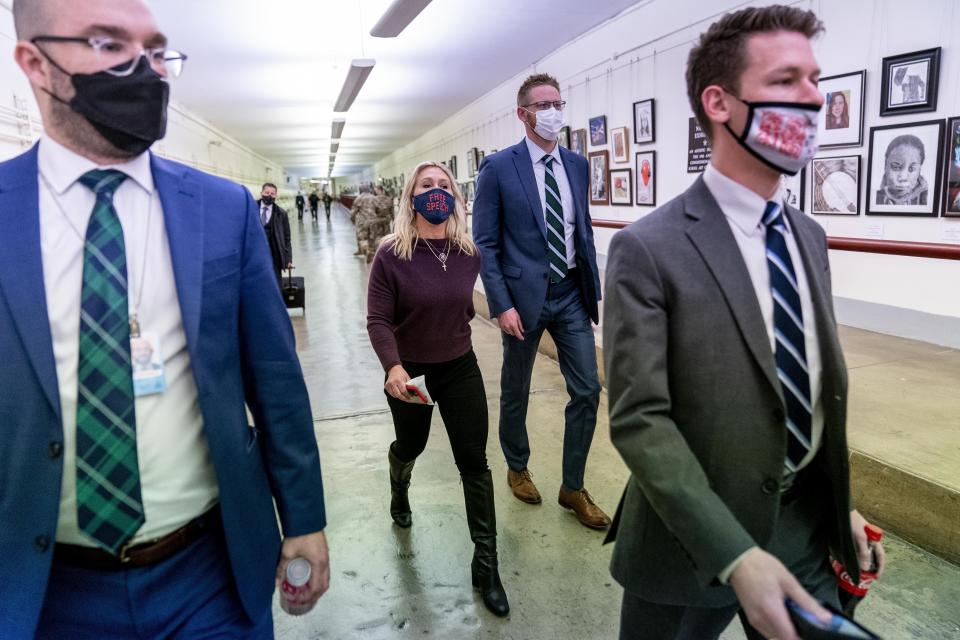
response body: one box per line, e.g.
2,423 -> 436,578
0,0 -> 329,637
473,73 -> 610,530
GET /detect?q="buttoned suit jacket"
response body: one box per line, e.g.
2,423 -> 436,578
0,145 -> 326,637
257,198 -> 292,268
602,176 -> 858,607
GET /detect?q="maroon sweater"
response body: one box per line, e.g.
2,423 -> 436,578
367,238 -> 481,370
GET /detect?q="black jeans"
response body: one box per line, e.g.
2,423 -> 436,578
386,349 -> 489,476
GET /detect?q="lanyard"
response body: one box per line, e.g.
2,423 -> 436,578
39,171 -> 153,337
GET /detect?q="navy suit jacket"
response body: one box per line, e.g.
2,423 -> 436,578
473,138 -> 601,330
0,145 -> 326,637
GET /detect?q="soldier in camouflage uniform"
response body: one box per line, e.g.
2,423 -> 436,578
371,186 -> 394,261
350,187 -> 378,260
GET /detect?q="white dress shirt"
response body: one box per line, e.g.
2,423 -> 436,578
260,202 -> 273,225
525,136 -> 576,268
38,136 -> 218,547
703,163 -> 825,583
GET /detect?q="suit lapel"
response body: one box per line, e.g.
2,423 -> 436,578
0,145 -> 61,419
558,146 -> 586,229
151,154 -> 203,352
511,140 -> 548,241
684,178 -> 781,396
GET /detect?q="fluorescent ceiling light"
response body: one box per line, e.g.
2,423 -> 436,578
370,0 -> 433,37
330,142 -> 340,153
331,118 -> 346,140
333,59 -> 375,112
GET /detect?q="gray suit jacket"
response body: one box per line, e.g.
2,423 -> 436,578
602,176 -> 858,607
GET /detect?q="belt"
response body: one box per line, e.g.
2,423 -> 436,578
54,504 -> 221,571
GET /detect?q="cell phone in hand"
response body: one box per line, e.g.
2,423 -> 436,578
785,599 -> 880,639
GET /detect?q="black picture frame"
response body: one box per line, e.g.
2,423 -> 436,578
558,126 -> 571,149
633,98 -> 655,144
819,70 -> 866,148
811,156 -> 860,215
944,116 -> 960,217
588,150 -> 609,205
467,148 -> 479,177
866,119 -> 945,217
635,151 -> 656,206
880,48 -> 941,117
609,168 -> 632,206
783,168 -> 806,212
571,129 -> 587,156
589,115 -> 607,146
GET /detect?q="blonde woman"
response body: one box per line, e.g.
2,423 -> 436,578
366,162 -> 509,617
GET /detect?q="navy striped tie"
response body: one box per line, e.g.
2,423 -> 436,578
763,201 -> 812,471
542,156 -> 569,283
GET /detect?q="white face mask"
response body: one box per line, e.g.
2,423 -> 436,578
528,106 -> 566,141
724,95 -> 821,176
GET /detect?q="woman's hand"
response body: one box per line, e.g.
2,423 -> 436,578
385,365 -> 413,401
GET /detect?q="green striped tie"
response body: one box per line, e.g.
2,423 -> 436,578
543,156 -> 569,283
75,169 -> 144,554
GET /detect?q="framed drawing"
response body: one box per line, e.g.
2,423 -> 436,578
589,115 -> 607,146
478,150 -> 486,171
558,126 -> 571,149
818,70 -> 865,148
635,151 -> 656,206
611,127 -> 629,163
467,148 -> 479,177
633,98 -> 655,144
609,168 -> 632,206
811,156 -> 860,215
880,48 -> 940,117
571,128 -> 587,156
466,180 -> 476,202
449,155 -> 458,179
944,116 -> 960,216
866,119 -> 944,217
783,168 -> 805,211
588,150 -> 609,205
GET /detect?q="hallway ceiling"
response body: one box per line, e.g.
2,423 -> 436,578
152,0 -> 643,178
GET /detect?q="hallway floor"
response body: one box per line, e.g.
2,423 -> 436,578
273,205 -> 959,639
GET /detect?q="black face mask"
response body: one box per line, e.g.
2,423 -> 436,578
41,53 -> 170,156
261,196 -> 275,205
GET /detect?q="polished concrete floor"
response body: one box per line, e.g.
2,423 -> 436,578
273,205 -> 960,639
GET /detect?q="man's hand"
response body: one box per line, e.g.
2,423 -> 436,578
287,262 -> 295,270
851,509 -> 886,577
730,548 -> 830,640
276,530 -> 330,614
497,308 -> 524,340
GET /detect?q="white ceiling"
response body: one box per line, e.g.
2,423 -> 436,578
151,0 -> 641,177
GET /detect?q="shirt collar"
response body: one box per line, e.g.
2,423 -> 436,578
37,135 -> 154,196
702,163 -> 787,237
525,135 -> 561,166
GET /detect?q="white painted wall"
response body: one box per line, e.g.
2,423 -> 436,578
372,0 -> 960,326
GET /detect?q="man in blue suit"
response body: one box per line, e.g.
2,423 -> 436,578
473,73 -> 610,530
0,0 -> 329,637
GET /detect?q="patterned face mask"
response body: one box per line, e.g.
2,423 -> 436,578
724,93 -> 821,176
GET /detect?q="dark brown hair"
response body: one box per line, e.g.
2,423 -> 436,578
686,5 -> 823,141
261,182 -> 277,191
517,73 -> 560,107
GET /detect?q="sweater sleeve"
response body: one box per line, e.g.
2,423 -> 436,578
366,247 -> 402,371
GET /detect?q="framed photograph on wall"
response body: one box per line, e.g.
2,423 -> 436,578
558,126 -> 571,149
611,127 -> 629,163
783,169 -> 806,211
943,116 -> 960,217
811,156 -> 860,215
588,150 -> 609,205
571,128 -> 587,156
633,98 -> 655,144
866,119 -> 944,217
880,48 -> 940,116
449,155 -> 458,179
819,70 -> 865,148
635,151 -> 656,206
589,115 -> 607,146
609,168 -> 632,206
467,148 -> 479,177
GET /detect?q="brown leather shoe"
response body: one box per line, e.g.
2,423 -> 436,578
507,468 -> 542,504
558,487 -> 611,530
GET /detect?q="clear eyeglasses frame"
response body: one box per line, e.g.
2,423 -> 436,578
31,35 -> 188,78
522,100 -> 567,111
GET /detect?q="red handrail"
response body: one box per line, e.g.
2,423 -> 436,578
591,219 -> 960,261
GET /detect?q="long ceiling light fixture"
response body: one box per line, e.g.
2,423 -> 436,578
330,141 -> 340,154
370,0 -> 433,37
333,59 -> 375,113
330,118 -> 346,140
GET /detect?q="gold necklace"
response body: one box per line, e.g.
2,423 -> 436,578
420,237 -> 452,272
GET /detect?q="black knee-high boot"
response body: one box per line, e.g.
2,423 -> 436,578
388,444 -> 414,528
461,470 -> 510,617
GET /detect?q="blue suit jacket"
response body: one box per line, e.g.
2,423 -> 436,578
472,138 -> 601,330
0,145 -> 326,637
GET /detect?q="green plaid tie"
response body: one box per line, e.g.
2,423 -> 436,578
75,169 -> 144,554
543,155 -> 569,283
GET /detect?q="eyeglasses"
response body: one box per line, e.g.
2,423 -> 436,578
32,35 -> 188,78
522,100 -> 566,111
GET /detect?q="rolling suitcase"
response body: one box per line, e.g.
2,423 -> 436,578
282,269 -> 305,312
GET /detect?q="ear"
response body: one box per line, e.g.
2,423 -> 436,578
701,84 -> 734,139
516,106 -> 529,123
14,42 -> 53,90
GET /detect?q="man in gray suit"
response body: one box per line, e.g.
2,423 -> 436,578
603,6 -> 885,640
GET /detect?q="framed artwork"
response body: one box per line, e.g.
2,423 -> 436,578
558,126 -> 571,149
589,115 -> 607,146
880,48 -> 940,116
866,119 -> 945,217
811,156 -> 860,215
467,147 -> 479,177
449,155 -> 458,179
783,168 -> 805,211
633,98 -> 655,144
588,150 -> 609,205
478,150 -> 486,170
609,168 -> 632,206
944,116 -> 960,216
611,127 -> 629,163
818,71 -> 865,148
571,128 -> 587,156
635,151 -> 656,206
466,180 -> 476,202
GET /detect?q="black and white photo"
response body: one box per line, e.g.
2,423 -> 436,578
867,120 -> 945,217
880,48 -> 941,116
812,156 -> 860,215
633,98 -> 655,144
